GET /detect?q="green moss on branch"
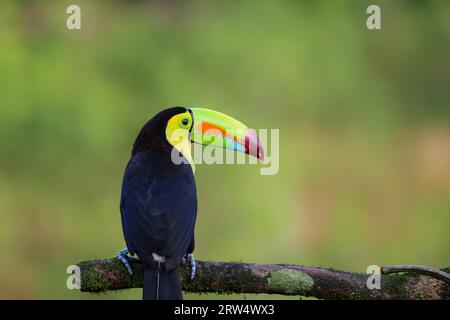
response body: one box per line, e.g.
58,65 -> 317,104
76,258 -> 450,300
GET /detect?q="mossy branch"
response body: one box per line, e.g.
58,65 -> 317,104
76,258 -> 450,300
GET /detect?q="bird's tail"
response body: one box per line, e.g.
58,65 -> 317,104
143,265 -> 182,300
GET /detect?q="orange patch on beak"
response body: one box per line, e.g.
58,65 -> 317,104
200,121 -> 242,143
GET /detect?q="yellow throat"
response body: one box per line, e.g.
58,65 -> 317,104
165,112 -> 195,174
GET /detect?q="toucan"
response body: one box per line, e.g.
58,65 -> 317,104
116,107 -> 264,300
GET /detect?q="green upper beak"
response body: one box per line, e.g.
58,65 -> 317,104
188,108 -> 264,161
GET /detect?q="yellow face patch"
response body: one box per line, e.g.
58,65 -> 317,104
165,111 -> 195,173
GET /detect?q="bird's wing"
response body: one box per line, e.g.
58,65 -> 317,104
120,153 -> 197,268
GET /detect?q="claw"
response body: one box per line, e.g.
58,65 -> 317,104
186,253 -> 196,280
116,248 -> 136,276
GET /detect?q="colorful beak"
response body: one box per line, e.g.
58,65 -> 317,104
189,108 -> 264,161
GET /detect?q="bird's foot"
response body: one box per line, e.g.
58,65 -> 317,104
116,247 -> 137,276
184,253 -> 196,280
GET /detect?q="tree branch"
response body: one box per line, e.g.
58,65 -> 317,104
76,258 -> 450,300
381,265 -> 450,284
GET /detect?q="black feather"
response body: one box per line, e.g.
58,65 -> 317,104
120,107 -> 197,300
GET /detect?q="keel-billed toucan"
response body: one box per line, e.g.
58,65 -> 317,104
117,107 -> 263,300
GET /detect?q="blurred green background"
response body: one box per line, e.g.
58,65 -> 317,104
0,0 -> 449,299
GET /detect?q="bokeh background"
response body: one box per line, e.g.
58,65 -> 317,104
0,0 -> 449,299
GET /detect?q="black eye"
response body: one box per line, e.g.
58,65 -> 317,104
181,118 -> 189,126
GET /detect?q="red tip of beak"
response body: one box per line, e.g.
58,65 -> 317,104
244,129 -> 264,161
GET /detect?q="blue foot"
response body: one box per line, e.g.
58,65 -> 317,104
116,248 -> 137,276
185,253 -> 196,280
